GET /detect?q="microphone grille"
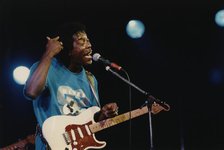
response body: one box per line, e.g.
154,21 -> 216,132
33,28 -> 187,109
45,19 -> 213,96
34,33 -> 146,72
93,53 -> 101,61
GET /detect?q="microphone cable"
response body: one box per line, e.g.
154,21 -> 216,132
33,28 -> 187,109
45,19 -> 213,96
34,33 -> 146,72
121,68 -> 132,150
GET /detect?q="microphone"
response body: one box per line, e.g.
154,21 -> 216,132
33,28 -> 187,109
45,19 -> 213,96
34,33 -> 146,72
93,53 -> 122,71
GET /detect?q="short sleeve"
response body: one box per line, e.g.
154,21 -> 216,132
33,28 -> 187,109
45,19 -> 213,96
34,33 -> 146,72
23,62 -> 48,100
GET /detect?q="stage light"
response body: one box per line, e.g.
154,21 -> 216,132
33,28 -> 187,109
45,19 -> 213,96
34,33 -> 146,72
215,9 -> 224,27
126,20 -> 145,39
13,66 -> 30,85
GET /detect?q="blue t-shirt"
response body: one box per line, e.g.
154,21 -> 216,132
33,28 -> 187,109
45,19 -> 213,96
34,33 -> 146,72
24,58 -> 100,149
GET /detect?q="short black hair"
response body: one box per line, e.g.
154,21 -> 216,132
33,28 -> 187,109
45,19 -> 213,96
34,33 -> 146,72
54,22 -> 87,66
58,22 -> 86,51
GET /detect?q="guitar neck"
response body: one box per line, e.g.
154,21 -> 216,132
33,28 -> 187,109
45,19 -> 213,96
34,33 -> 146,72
89,106 -> 149,133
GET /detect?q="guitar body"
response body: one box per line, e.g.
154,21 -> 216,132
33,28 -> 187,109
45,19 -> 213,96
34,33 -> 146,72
42,106 -> 106,150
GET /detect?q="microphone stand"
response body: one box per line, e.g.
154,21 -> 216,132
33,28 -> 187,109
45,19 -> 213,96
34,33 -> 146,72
105,66 -> 160,150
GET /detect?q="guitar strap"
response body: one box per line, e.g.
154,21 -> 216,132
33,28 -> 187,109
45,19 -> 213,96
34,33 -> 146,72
85,70 -> 101,107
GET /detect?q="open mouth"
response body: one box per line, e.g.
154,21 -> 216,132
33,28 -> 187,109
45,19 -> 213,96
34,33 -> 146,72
83,50 -> 92,59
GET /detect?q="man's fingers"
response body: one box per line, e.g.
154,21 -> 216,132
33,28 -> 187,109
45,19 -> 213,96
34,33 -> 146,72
106,110 -> 118,117
46,36 -> 60,41
52,36 -> 60,41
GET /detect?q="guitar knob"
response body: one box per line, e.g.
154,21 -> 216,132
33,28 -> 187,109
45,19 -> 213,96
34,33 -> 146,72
73,141 -> 78,145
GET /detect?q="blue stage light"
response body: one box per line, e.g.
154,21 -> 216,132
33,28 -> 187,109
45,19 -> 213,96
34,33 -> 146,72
126,20 -> 145,39
215,9 -> 224,27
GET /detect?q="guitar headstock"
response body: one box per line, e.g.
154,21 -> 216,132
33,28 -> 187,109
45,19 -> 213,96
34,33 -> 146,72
151,102 -> 170,114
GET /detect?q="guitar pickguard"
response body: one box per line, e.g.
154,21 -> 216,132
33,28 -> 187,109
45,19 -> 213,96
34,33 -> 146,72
65,121 -> 105,150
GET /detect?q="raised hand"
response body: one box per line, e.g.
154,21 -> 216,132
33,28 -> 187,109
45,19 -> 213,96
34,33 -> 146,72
45,36 -> 63,58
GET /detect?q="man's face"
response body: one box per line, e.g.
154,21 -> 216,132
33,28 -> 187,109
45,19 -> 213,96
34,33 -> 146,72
70,31 -> 92,65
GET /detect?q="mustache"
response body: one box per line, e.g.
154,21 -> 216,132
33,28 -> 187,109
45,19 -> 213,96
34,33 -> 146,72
83,49 -> 92,55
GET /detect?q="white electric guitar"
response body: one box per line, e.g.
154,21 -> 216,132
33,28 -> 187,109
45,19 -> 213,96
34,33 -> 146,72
42,103 -> 169,150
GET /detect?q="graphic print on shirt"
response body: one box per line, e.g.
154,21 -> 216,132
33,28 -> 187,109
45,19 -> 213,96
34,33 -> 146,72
57,86 -> 91,115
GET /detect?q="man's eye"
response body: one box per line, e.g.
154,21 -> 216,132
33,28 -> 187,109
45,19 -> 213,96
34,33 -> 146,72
77,40 -> 84,44
79,39 -> 89,44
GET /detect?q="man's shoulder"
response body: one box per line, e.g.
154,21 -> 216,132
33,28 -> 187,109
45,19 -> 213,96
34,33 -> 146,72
50,57 -> 66,69
31,57 -> 58,67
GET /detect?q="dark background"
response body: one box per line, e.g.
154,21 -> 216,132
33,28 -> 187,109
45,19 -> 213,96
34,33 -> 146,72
1,0 -> 224,150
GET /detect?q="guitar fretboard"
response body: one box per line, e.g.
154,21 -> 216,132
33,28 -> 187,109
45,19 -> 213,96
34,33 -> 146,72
89,106 -> 148,133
